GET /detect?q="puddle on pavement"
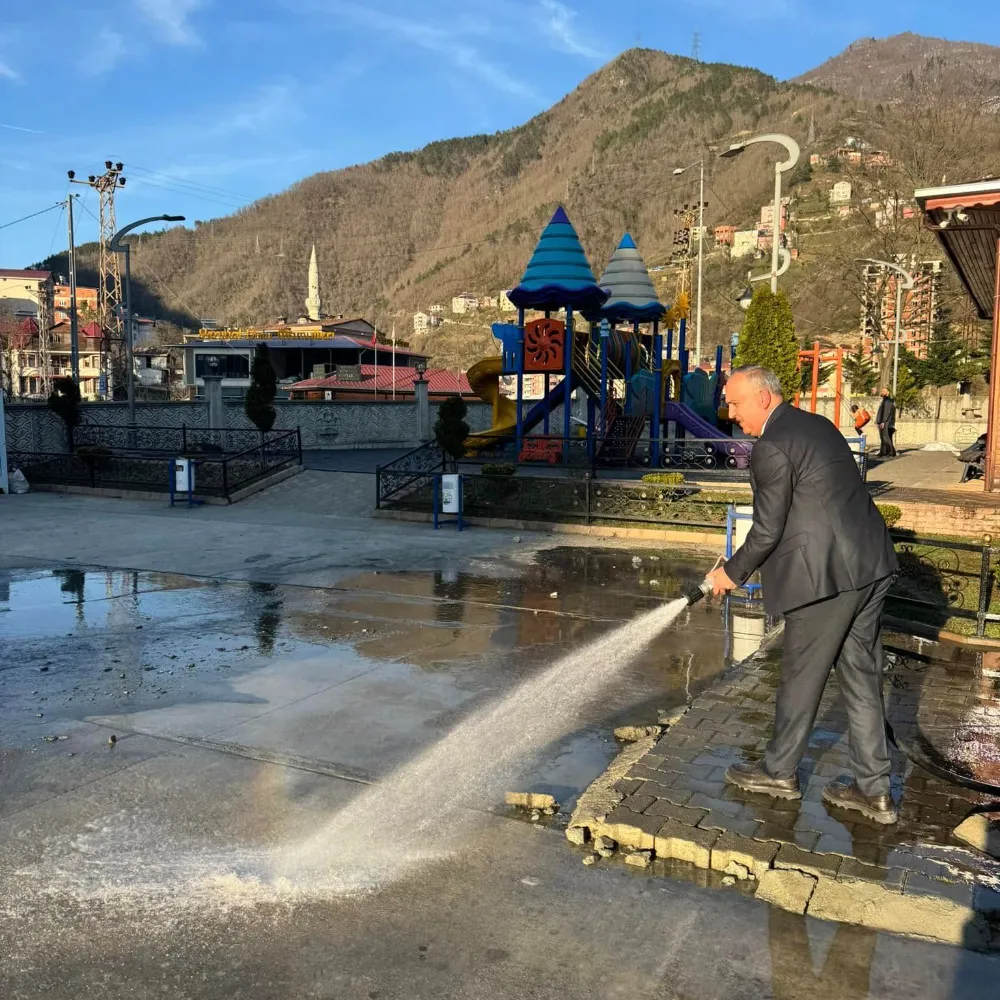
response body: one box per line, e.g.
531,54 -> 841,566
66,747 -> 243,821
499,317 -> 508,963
0,548 -> 762,812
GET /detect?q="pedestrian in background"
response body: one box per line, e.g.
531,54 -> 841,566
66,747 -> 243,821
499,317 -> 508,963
875,388 -> 896,457
851,403 -> 871,435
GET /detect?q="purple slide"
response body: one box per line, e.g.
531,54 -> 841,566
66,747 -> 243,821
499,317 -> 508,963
663,401 -> 752,470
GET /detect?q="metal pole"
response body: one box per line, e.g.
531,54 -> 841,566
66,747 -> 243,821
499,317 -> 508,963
892,280 -> 903,396
67,195 -> 80,384
696,160 -> 704,364
124,243 -> 135,422
810,340 -> 819,413
985,237 -> 1000,492
771,161 -> 782,293
563,306 -> 573,464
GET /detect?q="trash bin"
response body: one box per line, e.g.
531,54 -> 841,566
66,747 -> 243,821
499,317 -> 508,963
174,458 -> 195,493
441,473 -> 461,514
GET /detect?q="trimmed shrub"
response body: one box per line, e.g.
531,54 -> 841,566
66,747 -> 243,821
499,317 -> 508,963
641,472 -> 685,485
482,462 -> 516,477
877,503 -> 902,527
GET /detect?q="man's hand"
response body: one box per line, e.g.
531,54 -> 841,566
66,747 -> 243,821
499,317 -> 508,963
705,565 -> 737,596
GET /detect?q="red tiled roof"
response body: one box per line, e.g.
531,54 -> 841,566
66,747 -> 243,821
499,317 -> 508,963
290,364 -> 473,396
0,268 -> 51,280
81,320 -> 103,338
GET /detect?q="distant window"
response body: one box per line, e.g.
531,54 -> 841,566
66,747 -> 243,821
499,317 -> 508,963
195,353 -> 250,379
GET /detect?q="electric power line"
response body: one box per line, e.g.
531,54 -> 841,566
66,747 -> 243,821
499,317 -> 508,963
0,202 -> 63,231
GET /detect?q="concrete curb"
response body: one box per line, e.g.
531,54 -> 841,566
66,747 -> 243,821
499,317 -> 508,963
884,615 -> 1000,651
373,508 -> 725,546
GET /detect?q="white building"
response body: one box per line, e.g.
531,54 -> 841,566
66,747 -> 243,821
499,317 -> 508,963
730,230 -> 758,258
451,293 -> 479,314
413,311 -> 431,335
499,291 -> 517,313
829,180 -> 852,205
429,303 -> 444,315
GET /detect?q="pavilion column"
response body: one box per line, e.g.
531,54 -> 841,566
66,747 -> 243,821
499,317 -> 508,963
986,236 -> 1000,491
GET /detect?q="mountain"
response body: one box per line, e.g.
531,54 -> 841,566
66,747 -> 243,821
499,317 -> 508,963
794,32 -> 1000,103
41,38 -> 1000,367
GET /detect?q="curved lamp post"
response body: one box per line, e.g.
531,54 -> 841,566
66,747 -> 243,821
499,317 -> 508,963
857,257 -> 915,395
672,159 -> 705,366
110,214 -> 185,420
720,133 -> 800,293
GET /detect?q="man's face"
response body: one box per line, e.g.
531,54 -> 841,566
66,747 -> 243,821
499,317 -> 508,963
724,373 -> 776,437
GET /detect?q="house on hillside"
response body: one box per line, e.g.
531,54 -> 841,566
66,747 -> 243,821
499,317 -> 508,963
413,311 -> 442,334
713,225 -> 736,247
451,293 -> 479,314
730,230 -> 758,258
829,181 -> 852,205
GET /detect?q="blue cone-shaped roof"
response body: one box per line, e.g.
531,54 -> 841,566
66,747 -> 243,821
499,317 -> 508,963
587,232 -> 665,323
507,206 -> 609,312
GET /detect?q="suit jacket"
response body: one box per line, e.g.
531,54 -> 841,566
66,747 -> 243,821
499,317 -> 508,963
725,403 -> 898,615
876,396 -> 896,429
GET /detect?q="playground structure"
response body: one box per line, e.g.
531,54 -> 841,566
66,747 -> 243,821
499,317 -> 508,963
795,341 -> 845,427
465,207 -> 746,469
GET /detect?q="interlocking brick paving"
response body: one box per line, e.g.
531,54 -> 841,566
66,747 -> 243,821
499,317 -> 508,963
570,631 -> 1000,946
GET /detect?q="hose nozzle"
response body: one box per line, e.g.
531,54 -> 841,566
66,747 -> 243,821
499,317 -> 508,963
682,579 -> 713,606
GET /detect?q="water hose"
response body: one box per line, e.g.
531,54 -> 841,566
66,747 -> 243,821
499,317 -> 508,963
682,579 -> 713,606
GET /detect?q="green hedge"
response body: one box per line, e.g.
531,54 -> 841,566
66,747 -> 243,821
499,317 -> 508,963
640,472 -> 685,485
482,463 -> 516,477
877,503 -> 902,527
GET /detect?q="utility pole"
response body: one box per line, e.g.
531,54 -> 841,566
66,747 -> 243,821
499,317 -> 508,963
69,162 -> 127,401
66,191 -> 80,384
691,32 -> 701,61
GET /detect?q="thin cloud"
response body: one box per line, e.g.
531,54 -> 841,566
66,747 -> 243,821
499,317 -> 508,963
0,59 -> 18,82
0,123 -> 44,134
539,1 -> 605,59
80,29 -> 128,76
321,1 -> 543,102
136,0 -> 204,46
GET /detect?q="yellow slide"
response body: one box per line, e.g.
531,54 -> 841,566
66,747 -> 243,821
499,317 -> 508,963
465,356 -> 517,453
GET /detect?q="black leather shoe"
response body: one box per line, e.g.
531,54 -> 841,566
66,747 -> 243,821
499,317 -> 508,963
822,780 -> 897,825
724,761 -> 801,799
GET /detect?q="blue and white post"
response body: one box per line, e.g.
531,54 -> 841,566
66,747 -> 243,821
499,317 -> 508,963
651,321 -> 663,467
515,307 -> 525,456
563,306 -> 574,464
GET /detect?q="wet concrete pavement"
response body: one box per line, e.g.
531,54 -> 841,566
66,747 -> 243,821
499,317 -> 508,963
2,491 -> 999,996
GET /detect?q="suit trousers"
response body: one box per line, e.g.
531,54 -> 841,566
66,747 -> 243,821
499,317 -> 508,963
764,574 -> 895,798
877,425 -> 896,456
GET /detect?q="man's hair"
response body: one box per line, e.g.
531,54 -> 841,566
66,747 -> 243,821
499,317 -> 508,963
732,365 -> 783,398
851,404 -> 859,412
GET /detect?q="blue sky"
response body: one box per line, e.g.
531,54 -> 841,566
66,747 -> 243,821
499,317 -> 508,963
1,0 -> 996,268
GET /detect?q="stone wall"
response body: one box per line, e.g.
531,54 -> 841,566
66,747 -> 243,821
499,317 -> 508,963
819,394 -> 987,449
4,399 -> 493,453
6,391 -> 986,456
891,499 -> 1000,538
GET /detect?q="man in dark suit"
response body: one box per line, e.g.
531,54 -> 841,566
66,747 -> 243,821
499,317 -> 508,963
875,388 -> 897,457
705,366 -> 899,824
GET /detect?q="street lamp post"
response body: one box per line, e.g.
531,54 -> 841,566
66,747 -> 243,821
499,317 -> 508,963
857,257 -> 915,395
720,133 -> 800,293
673,160 -> 705,366
110,214 -> 185,422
